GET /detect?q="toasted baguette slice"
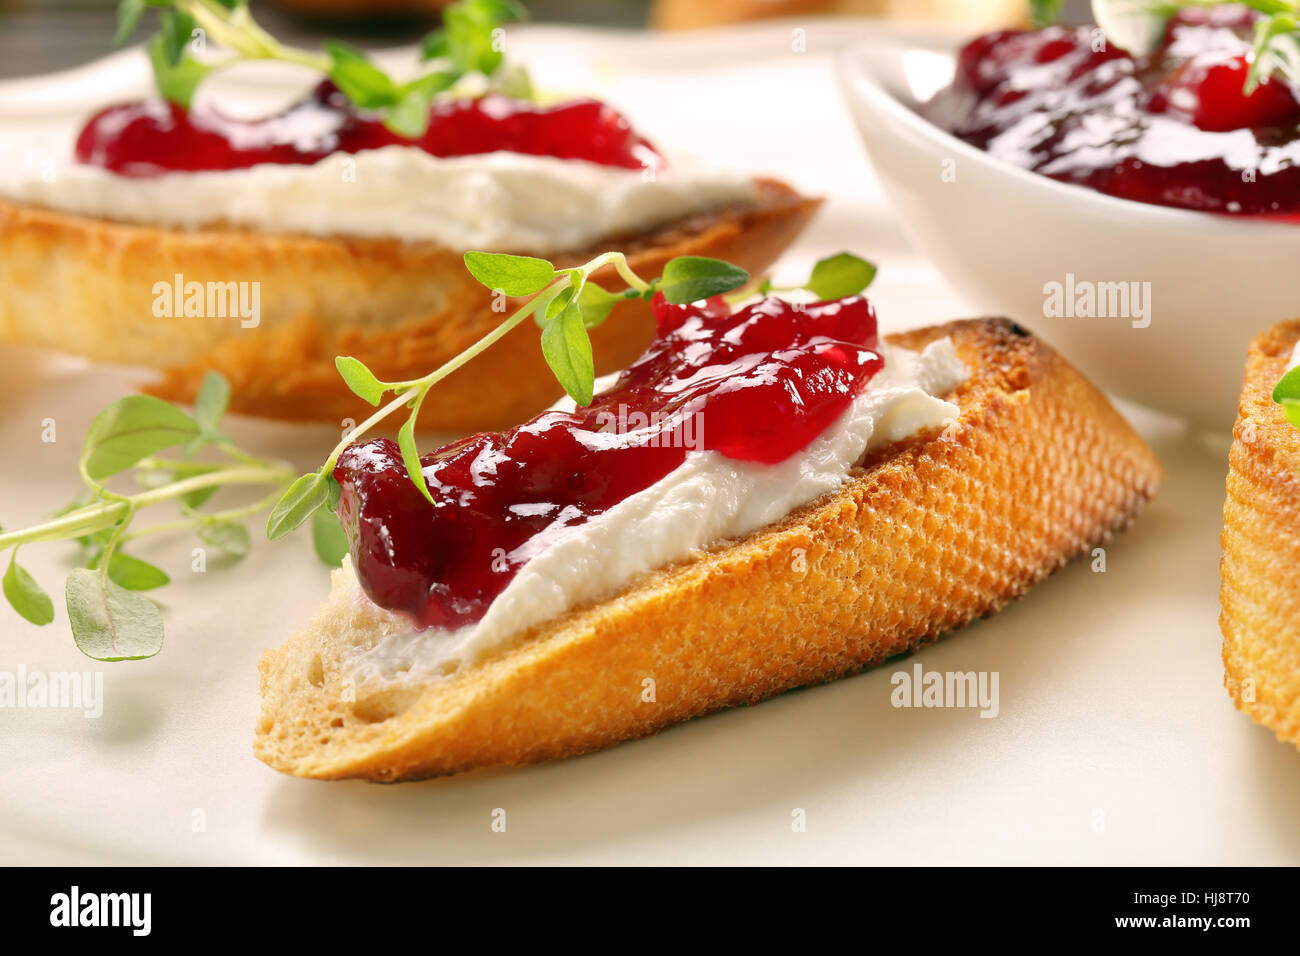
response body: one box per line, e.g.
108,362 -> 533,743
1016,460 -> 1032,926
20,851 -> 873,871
1221,321 -> 1300,749
255,318 -> 1162,780
0,179 -> 817,432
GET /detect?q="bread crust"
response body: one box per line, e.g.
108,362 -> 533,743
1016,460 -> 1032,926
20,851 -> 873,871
254,318 -> 1163,780
0,179 -> 818,433
1220,322 -> 1300,749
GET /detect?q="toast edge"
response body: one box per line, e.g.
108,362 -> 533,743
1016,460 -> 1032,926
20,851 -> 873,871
1220,320 -> 1300,750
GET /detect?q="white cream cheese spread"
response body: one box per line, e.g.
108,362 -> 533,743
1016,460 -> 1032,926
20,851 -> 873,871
341,336 -> 970,688
0,146 -> 758,252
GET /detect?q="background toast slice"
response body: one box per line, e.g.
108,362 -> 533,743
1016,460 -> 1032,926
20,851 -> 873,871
255,317 -> 1163,780
1221,321 -> 1300,749
0,179 -> 817,432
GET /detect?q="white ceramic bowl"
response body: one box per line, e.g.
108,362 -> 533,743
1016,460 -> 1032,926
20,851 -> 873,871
835,38 -> 1300,430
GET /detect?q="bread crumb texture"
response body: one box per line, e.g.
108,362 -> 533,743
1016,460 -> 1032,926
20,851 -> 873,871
1221,321 -> 1300,750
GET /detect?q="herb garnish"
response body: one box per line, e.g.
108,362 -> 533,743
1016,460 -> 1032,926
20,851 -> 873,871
266,249 -> 878,537
1273,363 -> 1300,426
1029,0 -> 1065,29
114,0 -> 529,134
2,250 -> 876,660
0,372 -> 301,660
1089,1 -> 1300,92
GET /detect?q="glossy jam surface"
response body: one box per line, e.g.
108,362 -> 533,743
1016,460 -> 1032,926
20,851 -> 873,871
75,81 -> 662,177
938,7 -> 1300,213
334,294 -> 883,630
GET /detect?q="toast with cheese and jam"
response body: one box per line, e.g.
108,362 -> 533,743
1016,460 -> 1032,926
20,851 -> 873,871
255,316 -> 1163,781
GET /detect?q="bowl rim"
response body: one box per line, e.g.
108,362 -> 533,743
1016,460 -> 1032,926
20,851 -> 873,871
833,37 -> 1300,241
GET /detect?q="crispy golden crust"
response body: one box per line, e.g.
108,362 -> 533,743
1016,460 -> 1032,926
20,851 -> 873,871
253,318 -> 1163,781
0,180 -> 818,433
1221,322 -> 1300,749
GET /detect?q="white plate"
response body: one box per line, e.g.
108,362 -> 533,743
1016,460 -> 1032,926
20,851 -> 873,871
1,21 -> 1298,866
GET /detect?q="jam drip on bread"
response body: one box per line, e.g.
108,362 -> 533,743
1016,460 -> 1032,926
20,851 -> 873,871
76,81 -> 663,176
334,293 -> 884,630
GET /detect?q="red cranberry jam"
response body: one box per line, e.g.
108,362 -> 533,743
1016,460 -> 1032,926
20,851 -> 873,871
334,293 -> 884,630
75,81 -> 662,177
937,7 -> 1300,213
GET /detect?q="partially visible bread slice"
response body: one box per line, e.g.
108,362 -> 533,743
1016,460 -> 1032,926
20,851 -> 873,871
1221,322 -> 1300,750
254,318 -> 1163,780
0,179 -> 817,433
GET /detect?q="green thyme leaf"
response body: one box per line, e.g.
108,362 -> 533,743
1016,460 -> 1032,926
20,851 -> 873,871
146,34 -> 212,110
325,41 -> 401,109
66,568 -> 164,662
159,7 -> 196,67
103,552 -> 170,592
545,284 -> 577,321
659,256 -> 750,305
386,69 -> 461,139
1273,364 -> 1300,403
440,0 -> 527,74
1247,13 -> 1300,94
464,251 -> 558,296
422,0 -> 527,68
180,485 -> 218,510
1091,0 -> 1174,57
397,417 -> 435,505
266,471 -> 329,541
541,301 -> 595,406
335,356 -> 388,406
114,0 -> 147,46
385,85 -> 436,139
1028,0 -> 1063,28
81,394 -> 201,482
420,31 -> 451,62
492,62 -> 534,99
3,553 -> 54,626
1273,364 -> 1300,427
311,508 -> 351,568
193,371 -> 231,435
806,252 -> 878,300
577,282 -> 621,328
198,520 -> 250,558
408,70 -> 459,97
